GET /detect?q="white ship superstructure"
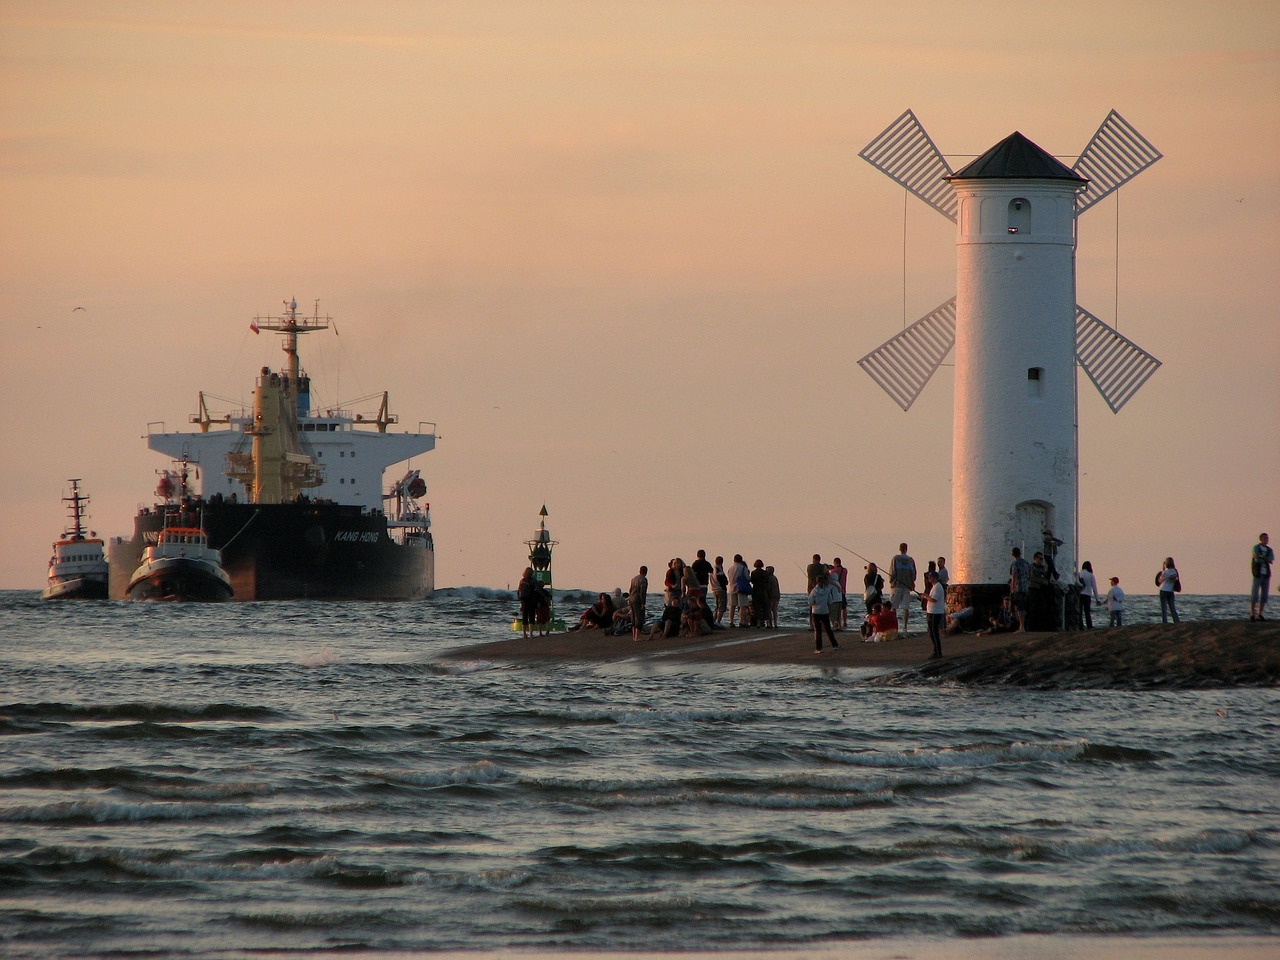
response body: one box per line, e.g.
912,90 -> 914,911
146,299 -> 435,516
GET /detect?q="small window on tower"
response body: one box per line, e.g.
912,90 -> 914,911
1028,367 -> 1044,398
1008,197 -> 1030,235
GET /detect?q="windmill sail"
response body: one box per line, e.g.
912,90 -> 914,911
859,109 -> 957,222
1073,110 -> 1163,215
857,298 -> 956,411
1075,307 -> 1162,413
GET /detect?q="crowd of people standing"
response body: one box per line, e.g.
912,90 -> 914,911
519,531 -> 1275,644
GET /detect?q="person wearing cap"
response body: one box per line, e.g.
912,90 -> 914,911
1105,576 -> 1125,627
1042,529 -> 1064,582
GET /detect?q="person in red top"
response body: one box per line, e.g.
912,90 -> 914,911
870,602 -> 899,642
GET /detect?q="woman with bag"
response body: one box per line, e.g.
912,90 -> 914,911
862,562 -> 884,615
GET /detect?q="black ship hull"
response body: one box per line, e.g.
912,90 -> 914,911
127,558 -> 234,602
108,501 -> 434,601
42,577 -> 110,601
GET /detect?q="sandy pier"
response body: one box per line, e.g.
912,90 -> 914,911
445,620 -> 1280,689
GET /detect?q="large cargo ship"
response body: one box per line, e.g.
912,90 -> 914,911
107,299 -> 436,600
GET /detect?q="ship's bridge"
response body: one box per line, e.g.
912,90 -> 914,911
147,411 -> 436,509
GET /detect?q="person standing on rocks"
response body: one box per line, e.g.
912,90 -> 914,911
1008,547 -> 1031,632
628,565 -> 649,642
1077,561 -> 1099,629
1105,576 -> 1125,627
890,544 -> 917,636
1252,533 -> 1273,621
711,556 -> 728,624
863,562 -> 884,615
924,570 -> 946,659
808,571 -> 841,653
728,555 -> 751,628
1156,557 -> 1181,624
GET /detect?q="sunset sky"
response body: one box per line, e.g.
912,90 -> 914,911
3,1 -> 1277,596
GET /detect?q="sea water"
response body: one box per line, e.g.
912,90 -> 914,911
1,590 -> 1277,959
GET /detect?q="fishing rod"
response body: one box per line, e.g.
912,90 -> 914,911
822,538 -> 888,574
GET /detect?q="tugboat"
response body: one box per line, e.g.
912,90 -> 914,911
42,479 -> 109,600
107,298 -> 436,600
126,462 -> 233,602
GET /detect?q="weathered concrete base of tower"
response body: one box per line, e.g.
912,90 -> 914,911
948,582 -> 1078,633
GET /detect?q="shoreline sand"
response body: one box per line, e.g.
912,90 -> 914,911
446,620 -> 1280,688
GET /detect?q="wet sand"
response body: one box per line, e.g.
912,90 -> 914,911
446,620 -> 1280,688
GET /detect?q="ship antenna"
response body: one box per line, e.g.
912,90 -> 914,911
250,297 -> 331,416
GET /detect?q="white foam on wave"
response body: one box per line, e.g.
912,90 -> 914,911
0,798 -> 248,823
821,738 -> 1088,770
380,759 -> 508,789
435,660 -> 496,676
125,853 -> 343,881
539,705 -> 759,726
523,770 -> 974,809
411,866 -> 531,891
1055,828 -> 1258,860
434,586 -> 516,600
298,647 -> 343,667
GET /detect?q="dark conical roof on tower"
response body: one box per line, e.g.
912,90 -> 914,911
948,131 -> 1087,182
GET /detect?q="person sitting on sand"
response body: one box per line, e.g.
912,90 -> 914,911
945,606 -> 975,637
860,601 -> 878,639
977,597 -> 1016,637
577,592 -> 615,631
648,598 -> 683,640
870,602 -> 899,643
682,594 -> 713,637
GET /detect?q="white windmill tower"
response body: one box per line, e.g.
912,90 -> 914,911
857,110 -> 1163,624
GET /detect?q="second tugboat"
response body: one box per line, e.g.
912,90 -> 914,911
108,298 -> 437,600
42,479 -> 109,600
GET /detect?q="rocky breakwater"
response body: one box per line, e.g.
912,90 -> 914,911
881,621 -> 1280,690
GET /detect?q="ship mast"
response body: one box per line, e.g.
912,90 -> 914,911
225,298 -> 328,503
62,479 -> 89,541
251,298 -> 330,415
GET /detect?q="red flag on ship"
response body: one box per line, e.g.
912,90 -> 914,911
249,322 -> 259,334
